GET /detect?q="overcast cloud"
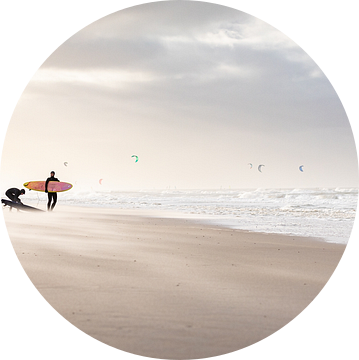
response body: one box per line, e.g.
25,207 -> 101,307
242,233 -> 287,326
1,1 -> 357,189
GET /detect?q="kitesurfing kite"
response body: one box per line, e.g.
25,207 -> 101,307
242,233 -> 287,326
299,165 -> 304,172
99,179 -> 103,185
258,164 -> 265,172
64,162 -> 68,167
132,155 -> 139,163
248,163 -> 253,169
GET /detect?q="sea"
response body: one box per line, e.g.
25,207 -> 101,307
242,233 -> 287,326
25,187 -> 358,244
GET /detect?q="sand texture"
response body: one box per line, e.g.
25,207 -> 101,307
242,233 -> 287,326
3,205 -> 345,359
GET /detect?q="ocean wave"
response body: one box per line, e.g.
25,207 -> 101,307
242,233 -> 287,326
22,188 -> 358,243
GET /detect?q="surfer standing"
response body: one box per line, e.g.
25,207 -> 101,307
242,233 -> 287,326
5,188 -> 25,203
45,171 -> 60,211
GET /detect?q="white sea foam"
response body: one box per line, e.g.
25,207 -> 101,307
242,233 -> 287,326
23,188 -> 358,244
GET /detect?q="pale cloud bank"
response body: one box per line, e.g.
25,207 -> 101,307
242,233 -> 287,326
1,1 -> 357,189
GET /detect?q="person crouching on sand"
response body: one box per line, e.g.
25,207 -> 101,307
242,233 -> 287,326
45,171 -> 60,211
5,188 -> 25,204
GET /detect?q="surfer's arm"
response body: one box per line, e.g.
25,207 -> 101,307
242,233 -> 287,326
45,178 -> 49,193
14,196 -> 22,204
14,189 -> 22,203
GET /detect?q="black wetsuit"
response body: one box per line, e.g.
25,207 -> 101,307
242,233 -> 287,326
5,188 -> 22,203
45,176 -> 60,211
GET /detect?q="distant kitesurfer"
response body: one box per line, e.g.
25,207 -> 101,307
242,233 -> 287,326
45,171 -> 60,211
5,188 -> 25,203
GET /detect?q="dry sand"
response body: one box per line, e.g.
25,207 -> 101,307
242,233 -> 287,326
3,205 -> 345,359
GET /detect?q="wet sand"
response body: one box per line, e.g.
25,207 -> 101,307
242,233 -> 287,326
3,205 -> 345,359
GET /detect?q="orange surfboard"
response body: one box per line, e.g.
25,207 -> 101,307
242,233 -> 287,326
23,181 -> 73,193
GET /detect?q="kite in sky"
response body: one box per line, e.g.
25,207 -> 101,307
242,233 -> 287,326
132,155 -> 139,163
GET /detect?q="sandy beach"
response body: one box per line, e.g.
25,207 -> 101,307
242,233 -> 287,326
2,205 -> 345,359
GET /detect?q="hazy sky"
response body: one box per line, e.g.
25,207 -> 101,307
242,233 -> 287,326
1,1 -> 357,190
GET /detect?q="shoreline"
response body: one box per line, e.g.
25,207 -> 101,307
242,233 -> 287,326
21,199 -> 346,244
2,205 -> 346,359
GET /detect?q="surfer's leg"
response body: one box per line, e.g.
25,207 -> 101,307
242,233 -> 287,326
51,193 -> 57,211
5,190 -> 15,202
47,193 -> 52,211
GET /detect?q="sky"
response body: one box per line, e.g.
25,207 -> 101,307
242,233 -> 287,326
1,1 -> 358,192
